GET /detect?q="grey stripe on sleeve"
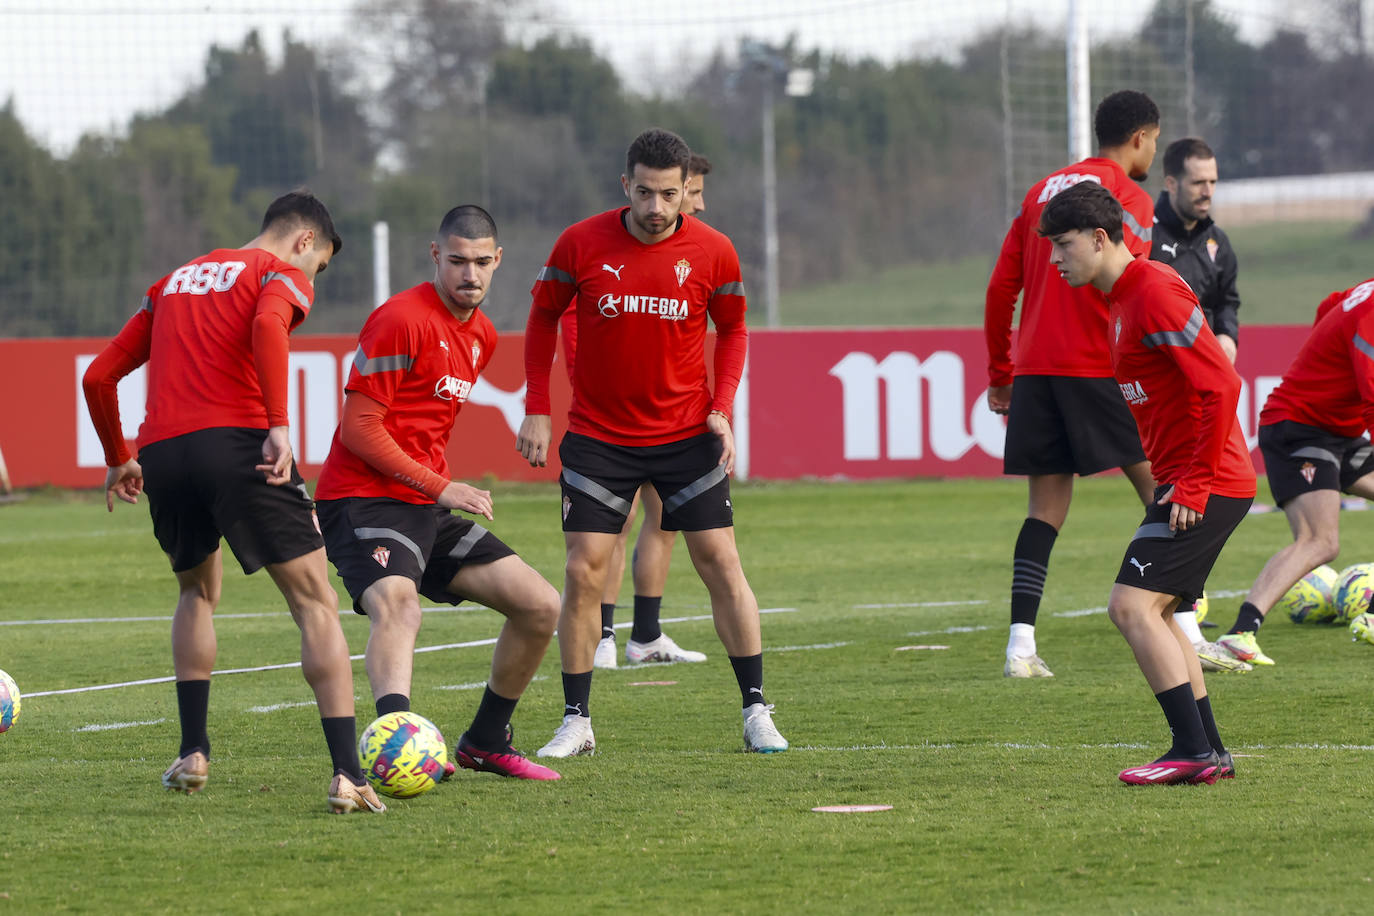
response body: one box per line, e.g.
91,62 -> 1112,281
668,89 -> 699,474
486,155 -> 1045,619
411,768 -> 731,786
1123,210 -> 1152,244
536,265 -> 575,284
262,271 -> 312,311
1142,307 -> 1204,349
353,349 -> 414,376
712,281 -> 746,297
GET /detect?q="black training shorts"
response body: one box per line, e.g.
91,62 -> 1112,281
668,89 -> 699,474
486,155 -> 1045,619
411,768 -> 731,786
1113,485 -> 1252,604
1259,420 -> 1374,508
138,427 -> 323,575
558,431 -> 733,534
1003,375 -> 1146,476
316,496 -> 515,613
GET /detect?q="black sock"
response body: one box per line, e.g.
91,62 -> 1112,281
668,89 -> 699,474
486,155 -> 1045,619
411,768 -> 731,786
600,602 -> 616,639
175,679 -> 211,759
561,671 -> 592,719
1154,683 -> 1212,758
729,654 -> 765,708
375,693 -> 410,718
321,716 -> 365,783
631,595 -> 663,643
467,686 -> 519,749
1011,518 -> 1058,626
1195,695 -> 1226,755
1229,602 -> 1264,635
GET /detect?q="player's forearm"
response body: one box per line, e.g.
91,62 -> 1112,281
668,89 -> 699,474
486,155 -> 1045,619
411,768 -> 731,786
251,307 -> 292,428
340,394 -> 448,500
710,318 -> 748,417
523,303 -> 561,415
82,349 -> 134,466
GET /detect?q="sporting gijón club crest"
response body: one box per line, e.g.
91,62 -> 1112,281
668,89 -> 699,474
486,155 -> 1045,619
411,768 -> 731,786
372,546 -> 391,568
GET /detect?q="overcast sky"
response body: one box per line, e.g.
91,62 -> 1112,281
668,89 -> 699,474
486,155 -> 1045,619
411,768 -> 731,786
1,0 -> 1295,155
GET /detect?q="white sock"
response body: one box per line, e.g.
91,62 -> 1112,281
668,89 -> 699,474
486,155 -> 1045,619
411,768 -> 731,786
1175,610 -> 1205,648
1007,622 -> 1036,658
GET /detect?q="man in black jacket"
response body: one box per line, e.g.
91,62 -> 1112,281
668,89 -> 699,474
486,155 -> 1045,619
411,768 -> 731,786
1151,137 -> 1240,363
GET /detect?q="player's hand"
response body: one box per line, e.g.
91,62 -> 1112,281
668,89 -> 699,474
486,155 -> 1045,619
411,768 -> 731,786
257,426 -> 294,486
103,459 -> 143,512
1156,485 -> 1201,531
987,385 -> 1013,415
516,415 -> 552,467
437,481 -> 494,520
707,411 -> 735,475
1217,334 -> 1238,364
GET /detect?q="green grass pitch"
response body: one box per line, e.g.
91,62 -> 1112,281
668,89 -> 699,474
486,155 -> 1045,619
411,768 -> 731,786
1,478 -> 1373,913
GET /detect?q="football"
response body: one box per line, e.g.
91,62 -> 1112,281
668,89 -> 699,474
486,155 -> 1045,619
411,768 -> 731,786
358,711 -> 448,798
0,668 -> 20,734
1333,563 -> 1374,624
1280,564 -> 1339,624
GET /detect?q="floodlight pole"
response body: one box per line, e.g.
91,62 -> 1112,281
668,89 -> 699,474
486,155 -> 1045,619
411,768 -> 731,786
761,76 -> 780,329
1066,0 -> 1091,162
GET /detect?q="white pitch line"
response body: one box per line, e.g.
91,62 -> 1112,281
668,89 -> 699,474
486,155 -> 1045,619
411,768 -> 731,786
73,718 -> 166,732
766,641 -> 851,652
905,625 -> 991,637
797,741 -> 1374,754
0,604 -> 487,627
2,605 -> 797,629
23,610 -> 802,699
245,700 -> 320,713
853,600 -> 988,609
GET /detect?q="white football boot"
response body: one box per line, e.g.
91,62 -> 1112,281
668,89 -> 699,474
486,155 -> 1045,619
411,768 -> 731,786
743,703 -> 788,753
536,714 -> 596,758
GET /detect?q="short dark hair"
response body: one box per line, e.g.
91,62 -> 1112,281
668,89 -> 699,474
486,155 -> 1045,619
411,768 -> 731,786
688,153 -> 712,177
262,190 -> 342,255
1163,137 -> 1216,178
437,204 -> 498,242
626,128 -> 691,181
1037,181 -> 1124,243
1094,90 -> 1160,149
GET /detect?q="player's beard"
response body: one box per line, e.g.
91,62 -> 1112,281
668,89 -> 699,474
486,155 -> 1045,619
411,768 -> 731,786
445,286 -> 486,313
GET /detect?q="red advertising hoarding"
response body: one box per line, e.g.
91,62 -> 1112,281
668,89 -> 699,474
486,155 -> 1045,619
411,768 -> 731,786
0,326 -> 1306,489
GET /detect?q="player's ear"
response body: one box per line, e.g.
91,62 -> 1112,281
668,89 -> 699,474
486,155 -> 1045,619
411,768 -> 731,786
297,228 -> 316,254
492,245 -> 503,269
430,241 -> 440,266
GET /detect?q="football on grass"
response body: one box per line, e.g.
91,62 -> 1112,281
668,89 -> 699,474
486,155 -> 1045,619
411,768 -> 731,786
0,668 -> 20,734
358,711 -> 448,798
1280,564 -> 1338,624
1334,563 -> 1374,625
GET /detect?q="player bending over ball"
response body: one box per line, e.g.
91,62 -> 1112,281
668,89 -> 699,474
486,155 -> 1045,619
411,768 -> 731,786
314,206 -> 562,782
82,191 -> 384,813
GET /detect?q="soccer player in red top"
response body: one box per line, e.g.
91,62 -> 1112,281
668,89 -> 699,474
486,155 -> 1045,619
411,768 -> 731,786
518,128 -> 787,756
314,206 -> 561,781
81,192 -> 385,814
577,152 -> 714,672
1039,181 -> 1256,785
1213,278 -> 1374,663
984,90 -> 1163,679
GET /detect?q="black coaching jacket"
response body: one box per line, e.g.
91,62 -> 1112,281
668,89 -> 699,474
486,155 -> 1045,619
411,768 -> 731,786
1149,191 -> 1241,343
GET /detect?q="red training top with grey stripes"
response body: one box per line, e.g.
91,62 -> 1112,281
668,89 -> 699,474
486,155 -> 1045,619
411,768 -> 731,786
90,247 -> 314,453
524,208 -> 747,446
1107,257 -> 1256,513
1261,279 -> 1374,437
985,157 -> 1155,385
316,282 -> 496,505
